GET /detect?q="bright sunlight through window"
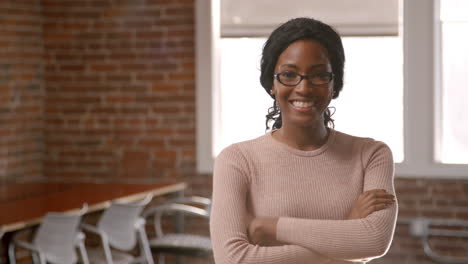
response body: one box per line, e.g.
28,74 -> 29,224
440,0 -> 468,164
218,37 -> 404,162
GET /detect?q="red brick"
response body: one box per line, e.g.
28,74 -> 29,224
122,151 -> 150,169
121,64 -> 147,71
41,0 -> 84,8
152,83 -> 180,92
151,63 -> 178,71
79,32 -> 104,40
154,159 -> 176,169
61,106 -> 87,114
62,21 -> 89,31
153,17 -> 193,27
181,61 -> 194,69
90,107 -> 118,114
146,128 -> 173,135
147,0 -> 193,4
171,50 -> 194,59
48,96 -> 100,105
396,186 -> 429,196
137,139 -> 165,148
452,200 -> 468,207
91,64 -> 117,72
167,29 -> 194,37
134,10 -> 162,17
106,96 -> 134,104
456,212 -> 468,220
104,74 -> 131,82
116,84 -> 143,93
136,73 -> 165,81
165,7 -> 193,17
420,210 -> 455,219
109,52 -> 136,60
3,7 -> 41,17
83,54 -> 106,61
92,21 -> 119,29
56,53 -> 81,60
168,72 -> 194,80
45,73 -> 70,82
44,32 -> 73,41
432,187 -> 464,196
155,150 -> 177,159
69,11 -> 101,19
60,65 -> 85,71
136,31 -> 164,39
123,21 -> 154,28
182,149 -> 194,159
107,32 -> 133,39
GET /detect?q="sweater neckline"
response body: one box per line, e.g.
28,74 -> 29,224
267,129 -> 336,157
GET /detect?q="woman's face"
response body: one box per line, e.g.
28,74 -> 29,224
272,39 -> 334,129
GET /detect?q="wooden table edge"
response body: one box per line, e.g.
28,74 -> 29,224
1,182 -> 187,233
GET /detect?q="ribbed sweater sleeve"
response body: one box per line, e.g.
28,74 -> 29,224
210,145 -> 330,264
276,142 -> 397,261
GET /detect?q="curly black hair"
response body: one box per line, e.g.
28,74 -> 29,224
260,17 -> 345,131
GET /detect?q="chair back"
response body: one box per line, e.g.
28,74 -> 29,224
33,204 -> 87,264
149,203 -> 210,237
97,195 -> 152,251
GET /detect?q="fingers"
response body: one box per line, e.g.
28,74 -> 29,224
362,198 -> 395,211
349,189 -> 396,219
363,197 -> 394,206
357,189 -> 396,217
362,203 -> 389,216
363,189 -> 393,197
360,194 -> 394,205
361,189 -> 395,202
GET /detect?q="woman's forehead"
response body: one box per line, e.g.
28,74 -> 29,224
276,40 -> 330,70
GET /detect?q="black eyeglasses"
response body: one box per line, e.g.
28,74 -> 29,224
274,71 -> 334,87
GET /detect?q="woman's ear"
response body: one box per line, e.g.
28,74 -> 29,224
270,88 -> 276,96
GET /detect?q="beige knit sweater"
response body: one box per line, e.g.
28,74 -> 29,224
210,130 -> 397,264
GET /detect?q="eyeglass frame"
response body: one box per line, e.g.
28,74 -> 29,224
273,71 -> 334,87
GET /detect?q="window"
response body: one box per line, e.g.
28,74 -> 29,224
218,36 -> 404,163
331,37 -> 403,162
217,38 -> 270,156
196,0 -> 468,177
438,0 -> 468,164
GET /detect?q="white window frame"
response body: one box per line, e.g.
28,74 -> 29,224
196,0 -> 468,178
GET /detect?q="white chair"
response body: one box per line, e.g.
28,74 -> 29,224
142,196 -> 212,264
81,195 -> 154,264
8,204 -> 89,264
406,217 -> 468,264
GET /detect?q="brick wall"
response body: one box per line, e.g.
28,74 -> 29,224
0,0 -> 44,183
373,178 -> 468,264
42,0 -> 197,184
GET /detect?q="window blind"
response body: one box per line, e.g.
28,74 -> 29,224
221,0 -> 400,37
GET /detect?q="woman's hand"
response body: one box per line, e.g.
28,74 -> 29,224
248,217 -> 279,246
347,189 -> 395,220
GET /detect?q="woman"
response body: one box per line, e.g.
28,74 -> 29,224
210,17 -> 398,264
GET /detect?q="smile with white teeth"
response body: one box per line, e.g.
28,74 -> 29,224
291,101 -> 314,108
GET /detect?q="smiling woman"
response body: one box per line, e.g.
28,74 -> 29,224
268,40 -> 334,149
210,17 -> 398,264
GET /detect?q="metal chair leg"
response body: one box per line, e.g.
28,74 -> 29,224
7,243 -> 16,264
158,254 -> 165,264
78,241 -> 89,264
138,227 -> 154,264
